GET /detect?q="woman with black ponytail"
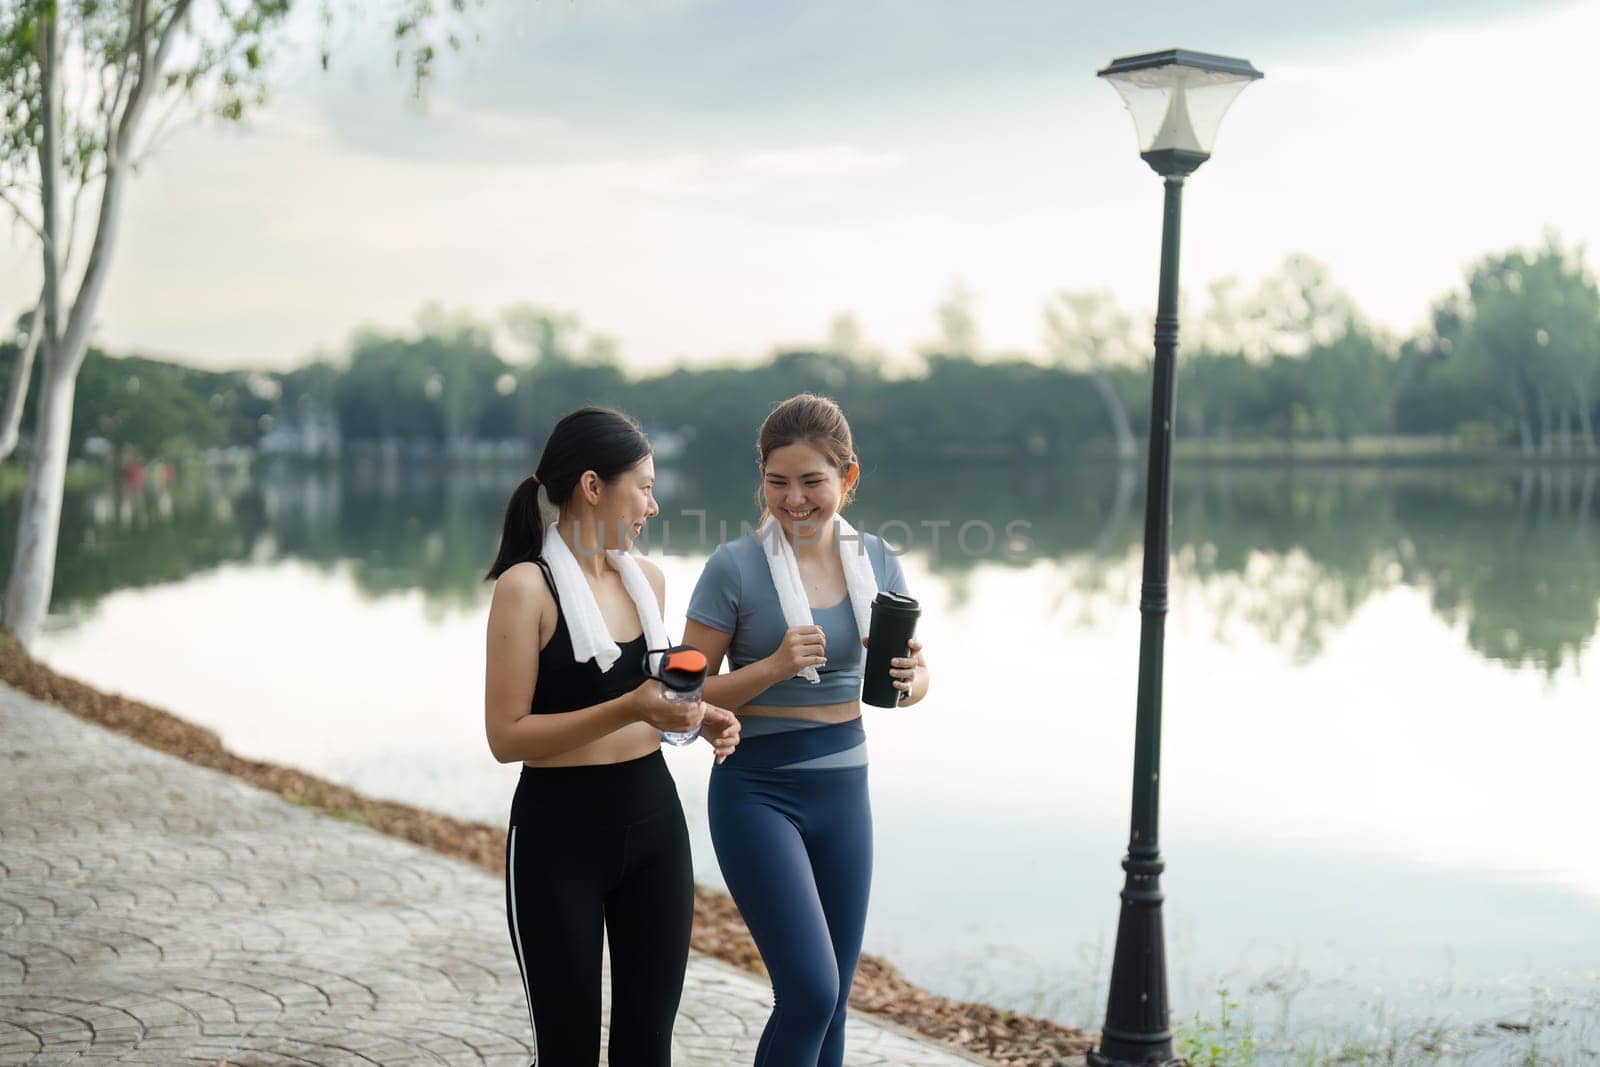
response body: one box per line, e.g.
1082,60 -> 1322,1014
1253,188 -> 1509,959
485,406 -> 741,1066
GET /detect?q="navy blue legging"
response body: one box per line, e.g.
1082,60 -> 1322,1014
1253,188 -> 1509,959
708,719 -> 872,1067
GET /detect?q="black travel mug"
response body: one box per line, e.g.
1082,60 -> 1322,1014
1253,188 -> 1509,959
861,591 -> 920,708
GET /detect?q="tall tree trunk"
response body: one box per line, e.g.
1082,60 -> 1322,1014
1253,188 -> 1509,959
0,294 -> 45,461
3,0 -> 151,645
1575,376 -> 1597,456
3,361 -> 75,642
1088,369 -> 1137,460
1518,417 -> 1534,456
37,10 -> 62,358
3,13 -> 64,644
1578,468 -> 1594,542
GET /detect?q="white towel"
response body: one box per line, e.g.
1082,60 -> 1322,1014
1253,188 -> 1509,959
757,514 -> 880,684
541,522 -> 670,673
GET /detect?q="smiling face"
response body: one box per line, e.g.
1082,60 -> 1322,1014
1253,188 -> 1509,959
591,454 -> 659,551
761,442 -> 853,543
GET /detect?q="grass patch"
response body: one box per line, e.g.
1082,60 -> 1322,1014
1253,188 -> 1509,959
1179,988 -> 1257,1067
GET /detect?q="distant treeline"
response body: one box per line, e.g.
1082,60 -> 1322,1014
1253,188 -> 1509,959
8,464 -> 1594,678
4,234 -> 1597,465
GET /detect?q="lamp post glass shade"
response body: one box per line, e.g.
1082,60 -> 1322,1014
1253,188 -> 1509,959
1098,49 -> 1262,159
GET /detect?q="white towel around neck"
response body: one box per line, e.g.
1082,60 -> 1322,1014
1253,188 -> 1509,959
541,522 -> 670,673
757,514 -> 879,684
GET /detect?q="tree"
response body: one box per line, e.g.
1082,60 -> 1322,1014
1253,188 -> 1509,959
1043,289 -> 1140,459
1472,237 -> 1599,455
501,304 -> 583,368
1411,237 -> 1600,455
0,0 -> 463,646
73,351 -> 228,458
1301,327 -> 1396,442
1397,290 -> 1515,443
823,311 -> 883,369
1241,253 -> 1360,359
0,300 -> 44,460
929,279 -> 980,360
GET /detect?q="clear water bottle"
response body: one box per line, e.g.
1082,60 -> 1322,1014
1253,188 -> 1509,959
649,646 -> 707,746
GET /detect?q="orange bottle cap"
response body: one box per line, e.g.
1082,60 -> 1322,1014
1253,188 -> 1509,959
664,649 -> 707,673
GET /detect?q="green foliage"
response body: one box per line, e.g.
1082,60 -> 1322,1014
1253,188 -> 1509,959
1292,326 -> 1396,442
73,352 -> 230,457
1400,235 -> 1600,449
5,238 -> 1597,477
0,2 -> 46,190
0,341 -> 268,459
1,0 -> 476,247
1178,988 -> 1257,1067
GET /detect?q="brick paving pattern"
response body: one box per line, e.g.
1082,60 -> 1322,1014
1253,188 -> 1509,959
0,683 -> 983,1066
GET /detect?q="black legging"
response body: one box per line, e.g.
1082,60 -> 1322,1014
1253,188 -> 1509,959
505,750 -> 694,1066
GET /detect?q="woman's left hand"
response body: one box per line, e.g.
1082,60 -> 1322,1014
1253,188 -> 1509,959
699,703 -> 742,764
861,635 -> 926,704
891,637 -> 925,702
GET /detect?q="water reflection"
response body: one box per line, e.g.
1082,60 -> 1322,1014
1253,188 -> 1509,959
15,461 -> 1599,672
20,461 -> 1599,1058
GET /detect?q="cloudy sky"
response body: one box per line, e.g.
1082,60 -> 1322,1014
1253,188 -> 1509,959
3,0 -> 1595,371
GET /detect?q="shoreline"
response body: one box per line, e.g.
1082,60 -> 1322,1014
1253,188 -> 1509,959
0,633 -> 1095,1065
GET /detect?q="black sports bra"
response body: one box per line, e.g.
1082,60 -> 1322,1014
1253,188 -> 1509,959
529,558 -> 648,716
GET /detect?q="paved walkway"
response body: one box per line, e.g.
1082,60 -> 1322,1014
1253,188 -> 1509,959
0,684 -> 985,1066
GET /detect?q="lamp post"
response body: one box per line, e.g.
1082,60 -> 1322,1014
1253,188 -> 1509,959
1088,49 -> 1261,1067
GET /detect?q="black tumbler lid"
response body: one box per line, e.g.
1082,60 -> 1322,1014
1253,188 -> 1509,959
871,591 -> 919,614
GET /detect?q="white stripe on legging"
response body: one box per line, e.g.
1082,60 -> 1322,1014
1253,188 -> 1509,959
507,825 -> 539,1060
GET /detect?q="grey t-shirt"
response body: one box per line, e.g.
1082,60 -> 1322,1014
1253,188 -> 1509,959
686,528 -> 909,707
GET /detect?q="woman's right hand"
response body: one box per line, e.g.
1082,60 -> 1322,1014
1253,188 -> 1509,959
630,679 -> 705,735
769,625 -> 827,678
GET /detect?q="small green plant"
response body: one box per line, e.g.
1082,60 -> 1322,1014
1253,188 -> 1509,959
1178,987 -> 1257,1067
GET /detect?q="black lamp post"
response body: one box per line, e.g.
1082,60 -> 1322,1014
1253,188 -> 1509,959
1088,49 -> 1261,1067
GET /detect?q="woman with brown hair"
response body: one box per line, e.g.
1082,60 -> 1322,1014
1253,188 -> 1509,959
683,393 -> 930,1066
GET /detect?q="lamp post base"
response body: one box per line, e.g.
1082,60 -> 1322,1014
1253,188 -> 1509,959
1085,850 -> 1180,1067
1081,1049 -> 1184,1062
1087,1049 -> 1185,1067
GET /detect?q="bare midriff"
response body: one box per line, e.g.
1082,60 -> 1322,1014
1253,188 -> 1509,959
522,720 -> 660,769
740,699 -> 861,725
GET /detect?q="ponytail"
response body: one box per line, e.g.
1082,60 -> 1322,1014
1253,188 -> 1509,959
485,475 -> 545,580
484,407 -> 652,581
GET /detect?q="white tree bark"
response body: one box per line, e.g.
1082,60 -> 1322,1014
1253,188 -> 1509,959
1579,469 -> 1594,539
1575,376 -> 1597,456
1044,291 -> 1138,460
3,0 -> 187,646
1088,370 -> 1137,461
0,295 -> 45,462
3,361 -> 76,639
2,11 -> 64,645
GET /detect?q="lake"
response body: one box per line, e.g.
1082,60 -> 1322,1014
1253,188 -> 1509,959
17,458 -> 1600,1063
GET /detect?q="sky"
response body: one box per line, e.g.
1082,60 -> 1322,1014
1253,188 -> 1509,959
3,0 -> 1596,372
